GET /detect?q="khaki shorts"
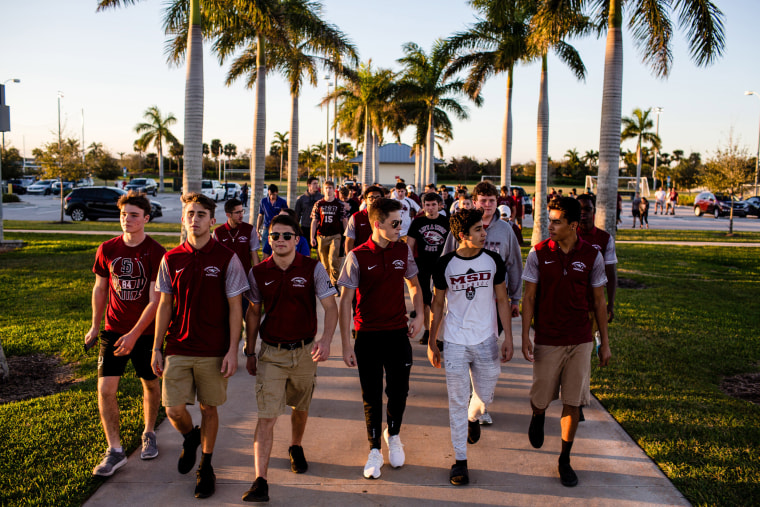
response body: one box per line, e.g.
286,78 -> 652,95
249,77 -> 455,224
162,355 -> 228,407
530,342 -> 593,409
255,341 -> 318,419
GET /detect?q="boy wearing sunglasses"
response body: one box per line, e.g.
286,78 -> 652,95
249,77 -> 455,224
337,198 -> 424,479
241,214 -> 338,502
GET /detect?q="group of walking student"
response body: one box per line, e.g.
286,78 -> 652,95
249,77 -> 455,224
85,180 -> 614,502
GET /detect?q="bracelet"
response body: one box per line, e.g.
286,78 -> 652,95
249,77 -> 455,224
153,348 -> 163,352
244,349 -> 256,357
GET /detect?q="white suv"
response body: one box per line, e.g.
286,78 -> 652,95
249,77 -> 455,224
201,179 -> 226,201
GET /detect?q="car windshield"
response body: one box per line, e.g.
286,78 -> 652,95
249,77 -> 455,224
202,181 -> 212,188
131,179 -> 147,185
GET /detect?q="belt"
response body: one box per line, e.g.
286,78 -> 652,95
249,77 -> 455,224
262,336 -> 314,350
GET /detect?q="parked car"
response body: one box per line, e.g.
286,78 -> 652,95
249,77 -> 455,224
75,177 -> 94,187
510,185 -> 533,216
26,179 -> 58,195
51,181 -> 74,195
125,178 -> 158,196
64,186 -> 163,222
745,196 -> 760,217
693,191 -> 748,218
3,179 -> 29,195
201,179 -> 226,201
224,182 -> 241,200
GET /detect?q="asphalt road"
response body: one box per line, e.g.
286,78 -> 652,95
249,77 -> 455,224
4,192 -> 760,232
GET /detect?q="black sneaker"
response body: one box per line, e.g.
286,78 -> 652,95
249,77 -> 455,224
178,426 -> 201,474
467,419 -> 481,444
528,413 -> 545,449
242,477 -> 269,502
289,445 -> 308,474
578,406 -> 585,422
194,464 -> 216,498
558,461 -> 578,487
418,330 -> 429,345
449,462 -> 469,486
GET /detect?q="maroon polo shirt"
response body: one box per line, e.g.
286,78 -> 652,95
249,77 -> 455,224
579,226 -> 612,307
161,238 -> 241,357
213,221 -> 256,273
93,235 -> 166,335
311,198 -> 346,237
528,238 -> 605,346
338,239 -> 418,332
248,254 -> 336,344
351,209 -> 372,247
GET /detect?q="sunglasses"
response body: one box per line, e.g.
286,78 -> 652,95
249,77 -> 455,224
269,232 -> 295,241
389,219 -> 402,229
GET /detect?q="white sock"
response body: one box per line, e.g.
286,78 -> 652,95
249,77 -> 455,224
112,446 -> 123,453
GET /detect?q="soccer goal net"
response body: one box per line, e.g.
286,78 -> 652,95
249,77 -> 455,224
584,176 -> 650,197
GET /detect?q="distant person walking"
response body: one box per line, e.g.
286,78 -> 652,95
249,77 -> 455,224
639,197 -> 650,229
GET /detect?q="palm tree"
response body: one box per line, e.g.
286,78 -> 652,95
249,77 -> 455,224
582,149 -> 598,175
135,105 -> 179,192
271,131 -> 289,184
170,142 -> 184,175
99,0 -> 204,196
223,142 -> 237,172
445,0 -> 531,189
593,0 -> 725,237
621,107 -> 661,197
528,0 -> 588,245
397,40 -> 480,187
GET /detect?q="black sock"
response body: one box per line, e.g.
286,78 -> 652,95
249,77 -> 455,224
455,459 -> 467,467
559,439 -> 573,465
200,452 -> 213,468
183,428 -> 195,439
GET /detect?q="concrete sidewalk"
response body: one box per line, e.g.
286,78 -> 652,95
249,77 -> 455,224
85,310 -> 689,507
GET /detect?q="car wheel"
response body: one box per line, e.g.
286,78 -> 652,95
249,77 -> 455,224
694,206 -> 702,217
153,189 -> 157,196
713,208 -> 720,219
70,207 -> 86,222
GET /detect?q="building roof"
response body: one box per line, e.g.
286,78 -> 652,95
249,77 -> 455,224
349,142 -> 444,165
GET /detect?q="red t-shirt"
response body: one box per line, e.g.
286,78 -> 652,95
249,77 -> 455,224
92,235 -> 166,336
524,238 -> 606,346
248,254 -> 336,344
311,198 -> 347,237
338,239 -> 418,332
158,238 -> 249,357
351,209 -> 372,247
213,221 -> 256,274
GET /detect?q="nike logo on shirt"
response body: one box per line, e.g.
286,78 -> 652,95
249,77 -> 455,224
176,268 -> 184,274
368,265 -> 378,270
265,280 -> 275,285
544,260 -> 555,264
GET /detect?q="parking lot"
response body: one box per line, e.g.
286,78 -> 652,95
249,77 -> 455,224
5,192 -> 760,232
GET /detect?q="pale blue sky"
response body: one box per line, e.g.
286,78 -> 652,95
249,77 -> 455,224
2,0 -> 759,166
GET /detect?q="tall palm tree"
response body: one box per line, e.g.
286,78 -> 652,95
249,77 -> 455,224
445,0 -> 531,189
135,106 -> 179,192
592,0 -> 725,236
270,131 -> 288,183
397,40 -> 480,187
99,0 -> 205,196
582,149 -> 598,175
621,107 -> 661,197
528,0 -> 588,245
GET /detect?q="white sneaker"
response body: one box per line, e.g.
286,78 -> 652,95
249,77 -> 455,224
383,428 -> 405,468
363,448 -> 384,479
478,411 -> 493,425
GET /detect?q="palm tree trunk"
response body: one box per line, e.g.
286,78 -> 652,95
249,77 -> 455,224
420,143 -> 427,187
287,93 -> 299,208
634,141 -> 642,197
501,66 -> 514,189
426,111 -> 435,186
183,0 -> 203,196
532,53 -> 549,246
250,34 -> 267,225
362,113 -> 371,185
596,0 -> 623,237
414,144 -> 421,190
372,131 -> 379,184
158,137 -> 164,192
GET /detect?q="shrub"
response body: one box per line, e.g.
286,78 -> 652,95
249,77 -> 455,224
2,193 -> 21,203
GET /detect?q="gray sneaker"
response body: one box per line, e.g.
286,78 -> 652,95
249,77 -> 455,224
478,411 -> 493,425
141,432 -> 158,460
93,449 -> 127,477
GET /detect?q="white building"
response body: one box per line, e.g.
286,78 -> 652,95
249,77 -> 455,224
350,143 -> 444,187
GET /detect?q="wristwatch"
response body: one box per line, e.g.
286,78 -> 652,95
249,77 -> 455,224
244,349 -> 256,357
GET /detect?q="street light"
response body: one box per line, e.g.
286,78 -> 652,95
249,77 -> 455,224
1,78 -> 20,154
652,107 -> 663,190
57,91 -> 65,222
745,91 -> 760,196
325,75 -> 332,181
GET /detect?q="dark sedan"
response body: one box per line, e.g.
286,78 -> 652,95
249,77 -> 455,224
65,186 -> 162,221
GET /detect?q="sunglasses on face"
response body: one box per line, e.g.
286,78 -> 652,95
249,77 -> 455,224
389,219 -> 402,229
269,232 -> 295,241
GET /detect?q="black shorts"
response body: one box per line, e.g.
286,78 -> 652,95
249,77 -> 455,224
98,330 -> 157,380
418,267 -> 433,306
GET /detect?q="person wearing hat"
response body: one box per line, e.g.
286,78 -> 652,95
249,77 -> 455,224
406,184 -> 422,207
498,204 -> 524,246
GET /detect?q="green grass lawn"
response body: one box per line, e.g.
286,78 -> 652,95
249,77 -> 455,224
0,231 -> 758,505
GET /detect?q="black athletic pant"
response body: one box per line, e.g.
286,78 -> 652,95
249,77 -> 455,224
354,328 -> 413,450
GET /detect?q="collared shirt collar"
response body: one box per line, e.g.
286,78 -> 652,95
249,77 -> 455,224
181,237 -> 217,254
263,251 -> 305,271
365,238 -> 394,254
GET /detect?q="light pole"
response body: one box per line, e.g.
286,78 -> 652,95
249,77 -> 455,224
325,75 -> 332,182
745,91 -> 760,196
652,107 -> 663,190
57,91 -> 64,222
1,79 -> 20,155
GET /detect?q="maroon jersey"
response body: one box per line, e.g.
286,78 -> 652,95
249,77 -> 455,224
337,239 -> 418,332
247,254 -> 337,344
157,238 -> 249,357
522,238 -> 606,346
311,198 -> 347,237
213,221 -> 256,274
351,209 -> 372,247
93,235 -> 166,336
